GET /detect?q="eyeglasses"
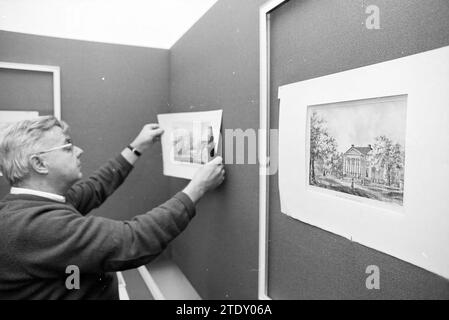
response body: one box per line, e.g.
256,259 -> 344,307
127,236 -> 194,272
33,143 -> 74,156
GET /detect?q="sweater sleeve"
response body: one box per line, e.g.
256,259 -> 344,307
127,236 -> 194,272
65,154 -> 133,215
16,192 -> 196,278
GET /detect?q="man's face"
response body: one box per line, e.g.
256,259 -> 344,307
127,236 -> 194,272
38,127 -> 84,189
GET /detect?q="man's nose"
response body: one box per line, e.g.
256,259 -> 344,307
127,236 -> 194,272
74,146 -> 84,157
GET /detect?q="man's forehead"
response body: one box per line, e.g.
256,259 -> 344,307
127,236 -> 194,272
40,127 -> 70,145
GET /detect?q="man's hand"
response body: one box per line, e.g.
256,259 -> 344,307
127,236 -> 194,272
131,124 -> 164,153
183,157 -> 225,204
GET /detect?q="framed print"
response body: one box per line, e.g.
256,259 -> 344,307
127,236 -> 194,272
0,62 -> 61,120
158,110 -> 222,179
277,46 -> 449,280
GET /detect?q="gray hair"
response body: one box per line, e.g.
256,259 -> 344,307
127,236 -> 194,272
0,116 -> 68,186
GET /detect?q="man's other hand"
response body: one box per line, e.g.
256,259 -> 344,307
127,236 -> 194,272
183,156 -> 225,204
131,124 -> 164,153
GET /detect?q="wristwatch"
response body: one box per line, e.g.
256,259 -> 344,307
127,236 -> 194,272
127,145 -> 142,157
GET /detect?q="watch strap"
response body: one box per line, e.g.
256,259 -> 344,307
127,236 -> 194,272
127,145 -> 142,157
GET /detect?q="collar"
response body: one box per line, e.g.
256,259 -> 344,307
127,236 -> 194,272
10,187 -> 66,203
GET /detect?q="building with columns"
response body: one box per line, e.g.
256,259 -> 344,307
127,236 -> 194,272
342,145 -> 373,179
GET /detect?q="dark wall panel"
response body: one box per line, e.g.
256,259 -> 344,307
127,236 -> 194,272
169,0 -> 266,299
170,0 -> 449,299
268,0 -> 449,299
0,31 -> 170,221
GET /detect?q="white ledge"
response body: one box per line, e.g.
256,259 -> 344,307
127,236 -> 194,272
137,257 -> 201,300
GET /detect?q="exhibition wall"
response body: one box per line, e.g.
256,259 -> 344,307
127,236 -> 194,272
169,0 -> 449,299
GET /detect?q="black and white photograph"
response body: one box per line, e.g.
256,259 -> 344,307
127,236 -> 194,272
1,0 -> 448,303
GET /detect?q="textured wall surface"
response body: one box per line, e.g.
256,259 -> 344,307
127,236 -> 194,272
169,0 -> 449,299
268,0 -> 449,299
169,0 -> 266,299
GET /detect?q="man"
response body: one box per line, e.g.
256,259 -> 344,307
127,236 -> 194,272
0,116 -> 225,299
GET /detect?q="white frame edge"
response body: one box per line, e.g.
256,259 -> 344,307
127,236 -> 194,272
116,271 -> 130,300
0,61 -> 61,120
137,266 -> 166,300
259,0 -> 288,301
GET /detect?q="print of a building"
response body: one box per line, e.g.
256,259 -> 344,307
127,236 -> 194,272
342,144 -> 373,179
342,144 -> 404,189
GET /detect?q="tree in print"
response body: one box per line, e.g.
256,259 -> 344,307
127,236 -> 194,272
368,135 -> 405,186
309,112 -> 339,183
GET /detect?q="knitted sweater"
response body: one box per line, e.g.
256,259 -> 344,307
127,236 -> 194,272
0,155 -> 196,300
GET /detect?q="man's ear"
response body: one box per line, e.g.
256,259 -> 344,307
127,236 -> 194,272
29,155 -> 49,175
